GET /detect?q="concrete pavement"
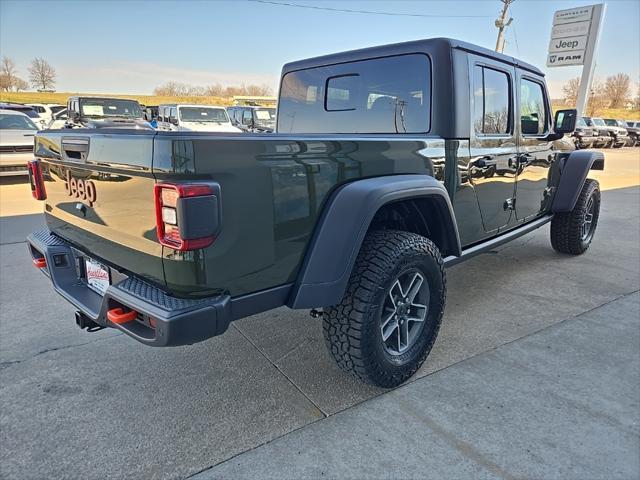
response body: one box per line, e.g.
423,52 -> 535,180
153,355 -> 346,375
1,148 -> 639,479
198,292 -> 640,480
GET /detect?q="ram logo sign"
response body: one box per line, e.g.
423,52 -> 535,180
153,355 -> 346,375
547,53 -> 585,67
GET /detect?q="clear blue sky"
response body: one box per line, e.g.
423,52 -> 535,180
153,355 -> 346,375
1,0 -> 638,97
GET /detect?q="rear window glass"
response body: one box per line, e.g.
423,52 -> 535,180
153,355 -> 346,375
278,54 -> 431,134
179,107 -> 229,123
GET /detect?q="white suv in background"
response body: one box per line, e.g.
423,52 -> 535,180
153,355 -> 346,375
26,104 -> 65,125
157,104 -> 241,132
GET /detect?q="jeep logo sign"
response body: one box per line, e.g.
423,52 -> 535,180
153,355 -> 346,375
548,35 -> 587,53
65,171 -> 97,206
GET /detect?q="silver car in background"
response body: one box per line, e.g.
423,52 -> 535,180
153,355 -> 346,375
0,109 -> 37,177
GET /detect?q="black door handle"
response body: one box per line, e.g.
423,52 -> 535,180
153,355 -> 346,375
518,153 -> 534,165
471,155 -> 496,168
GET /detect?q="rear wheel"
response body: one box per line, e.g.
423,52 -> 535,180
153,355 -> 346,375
550,179 -> 600,255
323,230 -> 446,388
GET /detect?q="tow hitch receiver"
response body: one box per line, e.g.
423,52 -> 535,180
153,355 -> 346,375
75,311 -> 105,332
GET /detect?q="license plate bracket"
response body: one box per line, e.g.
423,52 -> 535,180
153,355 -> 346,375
85,257 -> 110,296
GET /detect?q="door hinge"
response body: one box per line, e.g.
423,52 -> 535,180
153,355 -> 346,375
503,197 -> 516,211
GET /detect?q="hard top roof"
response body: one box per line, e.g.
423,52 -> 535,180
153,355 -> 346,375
282,37 -> 543,76
0,108 -> 32,115
69,96 -> 141,102
0,102 -> 35,109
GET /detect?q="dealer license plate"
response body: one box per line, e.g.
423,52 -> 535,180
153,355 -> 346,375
85,257 -> 110,296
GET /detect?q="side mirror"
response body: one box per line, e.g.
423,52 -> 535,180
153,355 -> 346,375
242,117 -> 253,126
554,109 -> 577,135
72,111 -> 81,122
170,118 -> 179,126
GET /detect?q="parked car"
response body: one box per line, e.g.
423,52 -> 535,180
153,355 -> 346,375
582,117 -> 614,148
227,106 -> 276,132
157,104 -> 241,132
0,102 -> 46,130
27,104 -> 65,124
622,120 -> 639,146
143,106 -> 158,122
47,108 -> 68,130
0,109 -> 37,176
65,97 -> 151,129
597,118 -> 628,148
27,37 -> 600,388
572,117 -> 598,149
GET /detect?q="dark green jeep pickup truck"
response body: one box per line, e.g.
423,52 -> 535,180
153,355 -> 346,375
27,38 -> 603,387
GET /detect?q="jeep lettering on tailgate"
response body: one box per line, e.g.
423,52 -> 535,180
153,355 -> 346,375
64,170 -> 96,206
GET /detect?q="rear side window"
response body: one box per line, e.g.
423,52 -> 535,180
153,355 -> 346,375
520,78 -> 548,135
278,54 -> 431,134
473,66 -> 511,135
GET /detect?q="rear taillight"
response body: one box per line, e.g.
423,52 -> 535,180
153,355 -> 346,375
154,182 -> 219,251
27,160 -> 47,200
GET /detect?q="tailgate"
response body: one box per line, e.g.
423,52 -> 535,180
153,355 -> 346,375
35,130 -> 164,286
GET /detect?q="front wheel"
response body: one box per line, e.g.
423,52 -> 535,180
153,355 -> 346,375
550,179 -> 601,255
323,230 -> 446,388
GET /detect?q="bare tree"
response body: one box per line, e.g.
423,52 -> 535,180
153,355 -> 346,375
585,80 -> 608,116
205,83 -> 225,96
0,74 -> 11,91
1,57 -> 18,90
604,73 -> 631,108
245,84 -> 272,96
561,77 -> 580,106
14,77 -> 29,91
155,81 -> 274,98
28,58 -> 56,90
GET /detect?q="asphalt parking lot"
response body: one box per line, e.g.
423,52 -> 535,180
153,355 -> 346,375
0,148 -> 639,479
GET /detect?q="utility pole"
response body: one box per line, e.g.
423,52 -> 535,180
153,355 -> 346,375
495,0 -> 514,53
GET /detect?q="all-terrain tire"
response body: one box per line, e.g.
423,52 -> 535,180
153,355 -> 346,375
550,178 -> 600,255
322,230 -> 446,388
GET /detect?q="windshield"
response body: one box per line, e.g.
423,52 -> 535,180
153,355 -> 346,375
0,113 -> 38,130
576,118 -> 587,127
16,108 -> 40,119
603,119 -> 618,126
591,118 -> 606,126
50,105 -> 65,114
254,108 -> 276,126
179,107 -> 229,123
79,98 -> 143,118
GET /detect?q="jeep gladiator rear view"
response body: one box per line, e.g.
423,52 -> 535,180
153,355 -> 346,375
27,38 -> 603,387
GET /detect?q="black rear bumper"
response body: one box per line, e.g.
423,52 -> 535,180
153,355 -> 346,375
27,230 -> 232,346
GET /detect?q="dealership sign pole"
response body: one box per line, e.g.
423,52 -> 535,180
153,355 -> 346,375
546,3 -> 606,118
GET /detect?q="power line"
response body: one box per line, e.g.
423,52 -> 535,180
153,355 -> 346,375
249,0 -> 493,18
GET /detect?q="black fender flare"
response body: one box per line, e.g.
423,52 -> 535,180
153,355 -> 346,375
288,175 -> 461,309
551,150 -> 604,213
